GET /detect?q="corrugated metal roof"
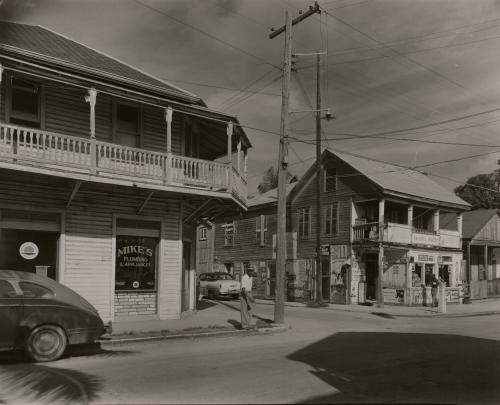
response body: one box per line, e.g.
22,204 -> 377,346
0,21 -> 198,100
331,150 -> 470,207
461,209 -> 498,240
248,183 -> 296,208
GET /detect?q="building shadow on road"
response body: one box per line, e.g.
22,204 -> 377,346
0,363 -> 104,404
288,332 -> 500,404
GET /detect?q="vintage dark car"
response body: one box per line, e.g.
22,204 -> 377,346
0,270 -> 109,362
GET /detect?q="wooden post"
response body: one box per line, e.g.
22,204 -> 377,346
244,150 -> 248,181
434,210 -> 440,233
0,63 -> 3,122
226,122 -> 233,188
484,244 -> 489,280
407,205 -> 413,228
237,139 -> 242,174
315,51 -> 322,304
165,107 -> 173,183
86,88 -> 97,174
377,198 -> 385,307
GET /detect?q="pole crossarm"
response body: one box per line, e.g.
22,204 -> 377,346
269,2 -> 320,39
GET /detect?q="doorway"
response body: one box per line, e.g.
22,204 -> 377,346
267,262 -> 276,298
0,229 -> 58,279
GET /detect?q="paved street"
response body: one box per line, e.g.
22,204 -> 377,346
1,302 -> 499,404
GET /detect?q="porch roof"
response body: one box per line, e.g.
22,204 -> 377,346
461,209 -> 499,240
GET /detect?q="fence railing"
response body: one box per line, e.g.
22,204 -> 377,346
352,221 -> 380,242
0,123 -> 247,203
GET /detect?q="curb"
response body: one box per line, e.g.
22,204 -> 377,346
255,299 -> 500,318
99,324 -> 290,347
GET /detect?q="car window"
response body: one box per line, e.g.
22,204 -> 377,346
216,274 -> 234,281
19,281 -> 54,299
0,280 -> 17,298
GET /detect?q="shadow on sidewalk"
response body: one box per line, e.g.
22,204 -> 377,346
288,332 -> 500,404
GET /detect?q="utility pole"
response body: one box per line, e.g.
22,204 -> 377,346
270,2 -> 320,324
315,51 -> 322,304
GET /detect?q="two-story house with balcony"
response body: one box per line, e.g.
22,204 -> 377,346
290,149 -> 470,306
0,21 -> 250,322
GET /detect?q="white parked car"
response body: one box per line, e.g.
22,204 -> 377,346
198,272 -> 241,300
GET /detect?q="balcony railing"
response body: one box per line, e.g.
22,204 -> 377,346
352,221 -> 460,248
0,123 -> 247,204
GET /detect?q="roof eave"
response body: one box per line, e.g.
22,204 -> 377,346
381,190 -> 471,211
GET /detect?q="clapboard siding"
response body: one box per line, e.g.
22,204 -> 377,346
0,171 -> 183,322
143,106 -> 183,155
214,206 -> 278,263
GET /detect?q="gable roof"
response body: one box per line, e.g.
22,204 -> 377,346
461,209 -> 499,240
248,183 -> 296,208
292,149 -> 470,209
0,21 -> 199,102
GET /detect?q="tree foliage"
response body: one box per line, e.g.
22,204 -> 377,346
257,167 -> 297,194
454,172 -> 500,209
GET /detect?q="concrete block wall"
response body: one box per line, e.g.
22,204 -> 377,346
114,292 -> 157,316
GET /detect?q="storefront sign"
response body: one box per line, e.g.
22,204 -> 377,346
412,233 -> 439,246
417,254 -> 435,263
19,242 -> 39,260
115,236 -> 157,291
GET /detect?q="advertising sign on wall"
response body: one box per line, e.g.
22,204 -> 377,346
115,236 -> 157,291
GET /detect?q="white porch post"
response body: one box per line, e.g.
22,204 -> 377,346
457,213 -> 463,237
244,149 -> 248,181
237,139 -> 242,174
226,122 -> 233,188
85,88 -> 97,174
434,210 -> 440,233
165,107 -> 173,183
407,205 -> 413,228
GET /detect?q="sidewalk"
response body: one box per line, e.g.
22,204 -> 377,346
255,298 -> 500,317
103,299 -> 284,345
102,298 -> 500,345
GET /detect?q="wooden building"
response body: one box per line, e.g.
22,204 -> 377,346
458,209 -> 500,299
0,21 -> 250,322
207,150 -> 470,306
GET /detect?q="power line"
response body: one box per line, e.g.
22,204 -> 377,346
132,0 -> 282,70
159,77 -> 280,96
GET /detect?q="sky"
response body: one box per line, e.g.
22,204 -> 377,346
2,0 -> 500,195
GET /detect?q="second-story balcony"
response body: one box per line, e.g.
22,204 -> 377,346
352,221 -> 461,249
0,123 -> 247,205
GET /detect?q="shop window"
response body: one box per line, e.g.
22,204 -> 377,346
324,166 -> 337,193
199,227 -> 208,241
115,236 -> 158,291
224,223 -> 234,246
116,103 -> 140,147
323,203 -> 338,235
256,215 -> 268,246
10,77 -> 41,128
298,208 -> 311,238
438,265 -> 450,286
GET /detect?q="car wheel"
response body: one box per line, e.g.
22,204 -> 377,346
25,325 -> 67,362
208,290 -> 216,300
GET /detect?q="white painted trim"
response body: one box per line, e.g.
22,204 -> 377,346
178,201 -> 184,318
58,212 -> 66,285
157,217 -> 165,319
111,215 -> 117,322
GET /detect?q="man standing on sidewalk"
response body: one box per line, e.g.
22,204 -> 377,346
430,274 -> 439,307
240,269 -> 256,330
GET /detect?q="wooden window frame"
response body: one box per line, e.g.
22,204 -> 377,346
256,215 -> 268,246
199,226 -> 208,241
112,99 -> 143,148
298,207 -> 311,239
323,167 -> 337,193
323,203 -> 339,236
6,73 -> 45,130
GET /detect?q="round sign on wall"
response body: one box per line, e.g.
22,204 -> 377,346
19,242 -> 39,260
132,281 -> 140,289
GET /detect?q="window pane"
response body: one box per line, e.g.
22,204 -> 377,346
117,104 -> 139,130
11,78 -> 40,124
0,280 -> 16,298
115,236 -> 157,291
19,282 -> 53,299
